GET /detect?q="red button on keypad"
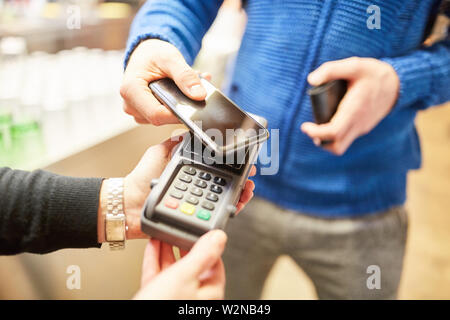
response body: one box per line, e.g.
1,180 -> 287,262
164,197 -> 179,209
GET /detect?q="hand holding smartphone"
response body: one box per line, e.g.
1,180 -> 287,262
149,78 -> 269,155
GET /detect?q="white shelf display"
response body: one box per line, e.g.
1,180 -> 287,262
0,46 -> 136,171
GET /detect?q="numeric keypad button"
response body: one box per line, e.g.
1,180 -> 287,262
179,174 -> 192,183
164,198 -> 179,209
198,172 -> 211,181
206,192 -> 219,202
213,177 -> 227,186
196,209 -> 211,221
194,179 -> 207,189
190,187 -> 203,197
202,201 -> 215,211
180,202 -> 196,215
170,190 -> 183,199
183,167 -> 196,175
186,196 -> 199,205
210,184 -> 223,194
174,182 -> 188,191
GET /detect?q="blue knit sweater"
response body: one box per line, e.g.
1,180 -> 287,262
125,0 -> 450,217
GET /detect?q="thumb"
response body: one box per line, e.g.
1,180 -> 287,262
179,230 -> 227,277
159,134 -> 184,157
140,239 -> 162,287
130,135 -> 183,182
161,56 -> 207,101
142,134 -> 183,164
308,57 -> 362,86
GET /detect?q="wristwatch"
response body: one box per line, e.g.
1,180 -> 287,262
105,178 -> 127,250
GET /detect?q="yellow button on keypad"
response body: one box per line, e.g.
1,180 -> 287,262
180,202 -> 196,215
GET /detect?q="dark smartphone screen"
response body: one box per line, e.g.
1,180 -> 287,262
150,78 -> 268,152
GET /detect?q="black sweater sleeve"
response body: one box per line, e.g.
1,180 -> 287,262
0,167 -> 103,255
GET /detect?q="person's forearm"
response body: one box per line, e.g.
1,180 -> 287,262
124,0 -> 222,67
381,39 -> 450,111
0,168 -> 102,255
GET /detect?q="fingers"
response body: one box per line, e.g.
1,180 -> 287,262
179,248 -> 189,259
133,116 -> 150,124
121,39 -> 209,125
129,135 -> 184,184
201,72 -> 212,81
180,230 -> 227,278
121,78 -> 179,126
160,135 -> 184,155
301,120 -> 350,143
198,259 -> 226,300
301,87 -> 361,155
304,58 -> 378,155
321,125 -> 360,155
235,180 -> 255,215
140,239 -> 162,286
240,180 -> 255,204
249,165 -> 257,177
142,135 -> 183,162
160,56 -> 207,101
308,57 -> 362,86
197,71 -> 212,81
301,120 -> 355,156
160,242 -> 176,270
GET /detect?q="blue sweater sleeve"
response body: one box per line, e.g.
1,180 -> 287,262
381,39 -> 450,111
124,0 -> 223,67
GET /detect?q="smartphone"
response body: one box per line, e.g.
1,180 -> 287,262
149,78 -> 269,155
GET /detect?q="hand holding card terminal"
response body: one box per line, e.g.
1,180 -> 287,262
142,76 -> 268,249
141,128 -> 266,250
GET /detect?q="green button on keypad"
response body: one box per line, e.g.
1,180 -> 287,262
196,209 -> 211,221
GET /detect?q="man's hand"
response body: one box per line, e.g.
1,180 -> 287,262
120,39 -> 207,125
98,136 -> 257,241
134,230 -> 227,300
301,57 -> 400,155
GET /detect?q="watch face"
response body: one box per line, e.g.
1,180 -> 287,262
106,217 -> 126,242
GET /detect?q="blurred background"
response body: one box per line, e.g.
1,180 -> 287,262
0,0 -> 449,299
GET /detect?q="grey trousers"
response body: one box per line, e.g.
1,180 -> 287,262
223,197 -> 408,300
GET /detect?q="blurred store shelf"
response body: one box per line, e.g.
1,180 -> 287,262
0,47 -> 137,171
0,1 -> 137,52
0,1 -> 140,171
20,101 -> 137,171
1,17 -> 133,52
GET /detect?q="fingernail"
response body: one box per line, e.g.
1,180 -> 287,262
313,138 -> 321,146
189,84 -> 206,97
308,72 -> 320,85
300,123 -> 311,132
211,230 -> 227,245
171,135 -> 182,143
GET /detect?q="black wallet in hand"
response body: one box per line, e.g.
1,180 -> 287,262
308,79 -> 347,146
